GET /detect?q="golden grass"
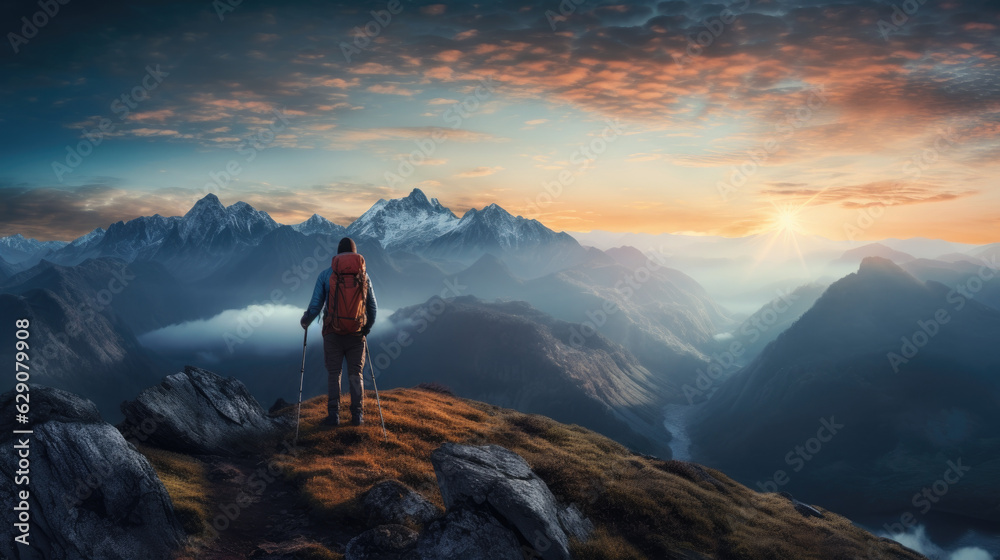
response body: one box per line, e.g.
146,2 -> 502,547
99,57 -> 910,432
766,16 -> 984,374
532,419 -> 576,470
276,389 -> 927,560
281,544 -> 342,560
571,528 -> 646,559
272,390 -> 490,522
136,444 -> 212,537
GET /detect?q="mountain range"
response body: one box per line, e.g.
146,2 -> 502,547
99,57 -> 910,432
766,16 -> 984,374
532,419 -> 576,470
0,190 -> 726,431
0,188 -> 588,280
2,189 -> 999,554
3,190 -> 994,294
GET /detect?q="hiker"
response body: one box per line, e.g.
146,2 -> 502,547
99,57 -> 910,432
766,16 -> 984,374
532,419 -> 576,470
300,237 -> 377,427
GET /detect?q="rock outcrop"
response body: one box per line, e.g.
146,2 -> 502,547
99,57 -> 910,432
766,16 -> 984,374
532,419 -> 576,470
345,525 -> 419,560
119,365 -> 289,456
348,444 -> 592,560
0,385 -> 185,560
362,480 -> 441,528
780,492 -> 826,519
412,508 -> 523,560
431,443 -> 592,560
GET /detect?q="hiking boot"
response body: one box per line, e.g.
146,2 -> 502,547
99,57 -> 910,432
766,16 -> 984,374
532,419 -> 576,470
320,414 -> 340,427
351,414 -> 363,426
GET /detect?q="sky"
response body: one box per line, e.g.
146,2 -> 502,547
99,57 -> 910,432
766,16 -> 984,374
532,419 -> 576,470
1,0 -> 998,243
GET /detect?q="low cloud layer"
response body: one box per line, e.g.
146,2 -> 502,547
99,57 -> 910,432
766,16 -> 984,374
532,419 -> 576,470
882,525 -> 993,560
139,303 -> 394,362
139,304 -> 312,359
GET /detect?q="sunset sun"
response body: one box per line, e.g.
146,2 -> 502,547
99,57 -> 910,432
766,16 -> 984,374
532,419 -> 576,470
774,208 -> 803,235
768,202 -> 809,237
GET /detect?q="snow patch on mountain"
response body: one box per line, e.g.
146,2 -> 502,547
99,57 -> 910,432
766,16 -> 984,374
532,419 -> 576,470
94,215 -> 181,262
67,227 -> 107,249
0,234 -> 68,263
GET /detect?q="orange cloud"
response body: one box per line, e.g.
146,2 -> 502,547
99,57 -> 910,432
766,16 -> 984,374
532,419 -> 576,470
367,84 -> 420,96
760,181 -> 978,209
455,166 -> 503,178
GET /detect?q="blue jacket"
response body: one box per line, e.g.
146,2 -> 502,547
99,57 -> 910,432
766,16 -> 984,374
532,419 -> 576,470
305,266 -> 377,329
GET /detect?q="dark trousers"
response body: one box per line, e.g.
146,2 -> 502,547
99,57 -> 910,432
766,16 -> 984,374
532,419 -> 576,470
323,332 -> 365,418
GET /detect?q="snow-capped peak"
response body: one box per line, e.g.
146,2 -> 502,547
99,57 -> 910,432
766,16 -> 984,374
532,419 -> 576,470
291,214 -> 346,236
295,214 -> 328,227
177,194 -> 278,242
0,233 -> 68,264
437,201 -> 566,252
416,189 -> 450,212
0,233 -> 67,253
178,194 -> 227,240
408,187 -> 430,205
347,189 -> 459,251
187,193 -> 225,215
0,233 -> 29,250
225,200 -> 278,232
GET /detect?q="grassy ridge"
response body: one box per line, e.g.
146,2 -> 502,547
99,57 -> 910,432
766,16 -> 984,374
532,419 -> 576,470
137,444 -> 212,537
143,387 -> 926,559
277,388 -> 924,560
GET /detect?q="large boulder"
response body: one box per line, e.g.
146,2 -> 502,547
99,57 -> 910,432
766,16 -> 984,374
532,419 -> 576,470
345,510 -> 523,560
348,445 -> 592,560
0,385 -> 185,560
411,507 -> 523,560
119,365 -> 289,456
362,480 -> 440,528
430,443 -> 592,560
345,524 -> 419,560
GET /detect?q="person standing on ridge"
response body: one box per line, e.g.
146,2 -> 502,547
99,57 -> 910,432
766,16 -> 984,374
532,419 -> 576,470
301,237 -> 377,427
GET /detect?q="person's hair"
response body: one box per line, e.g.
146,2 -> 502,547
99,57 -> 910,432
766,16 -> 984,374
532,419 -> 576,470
338,237 -> 357,254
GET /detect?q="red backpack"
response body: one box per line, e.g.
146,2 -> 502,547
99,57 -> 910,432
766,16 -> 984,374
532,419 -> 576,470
325,253 -> 368,335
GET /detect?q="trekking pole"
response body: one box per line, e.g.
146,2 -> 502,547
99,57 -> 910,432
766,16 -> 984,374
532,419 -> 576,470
294,326 -> 308,443
363,337 -> 388,441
